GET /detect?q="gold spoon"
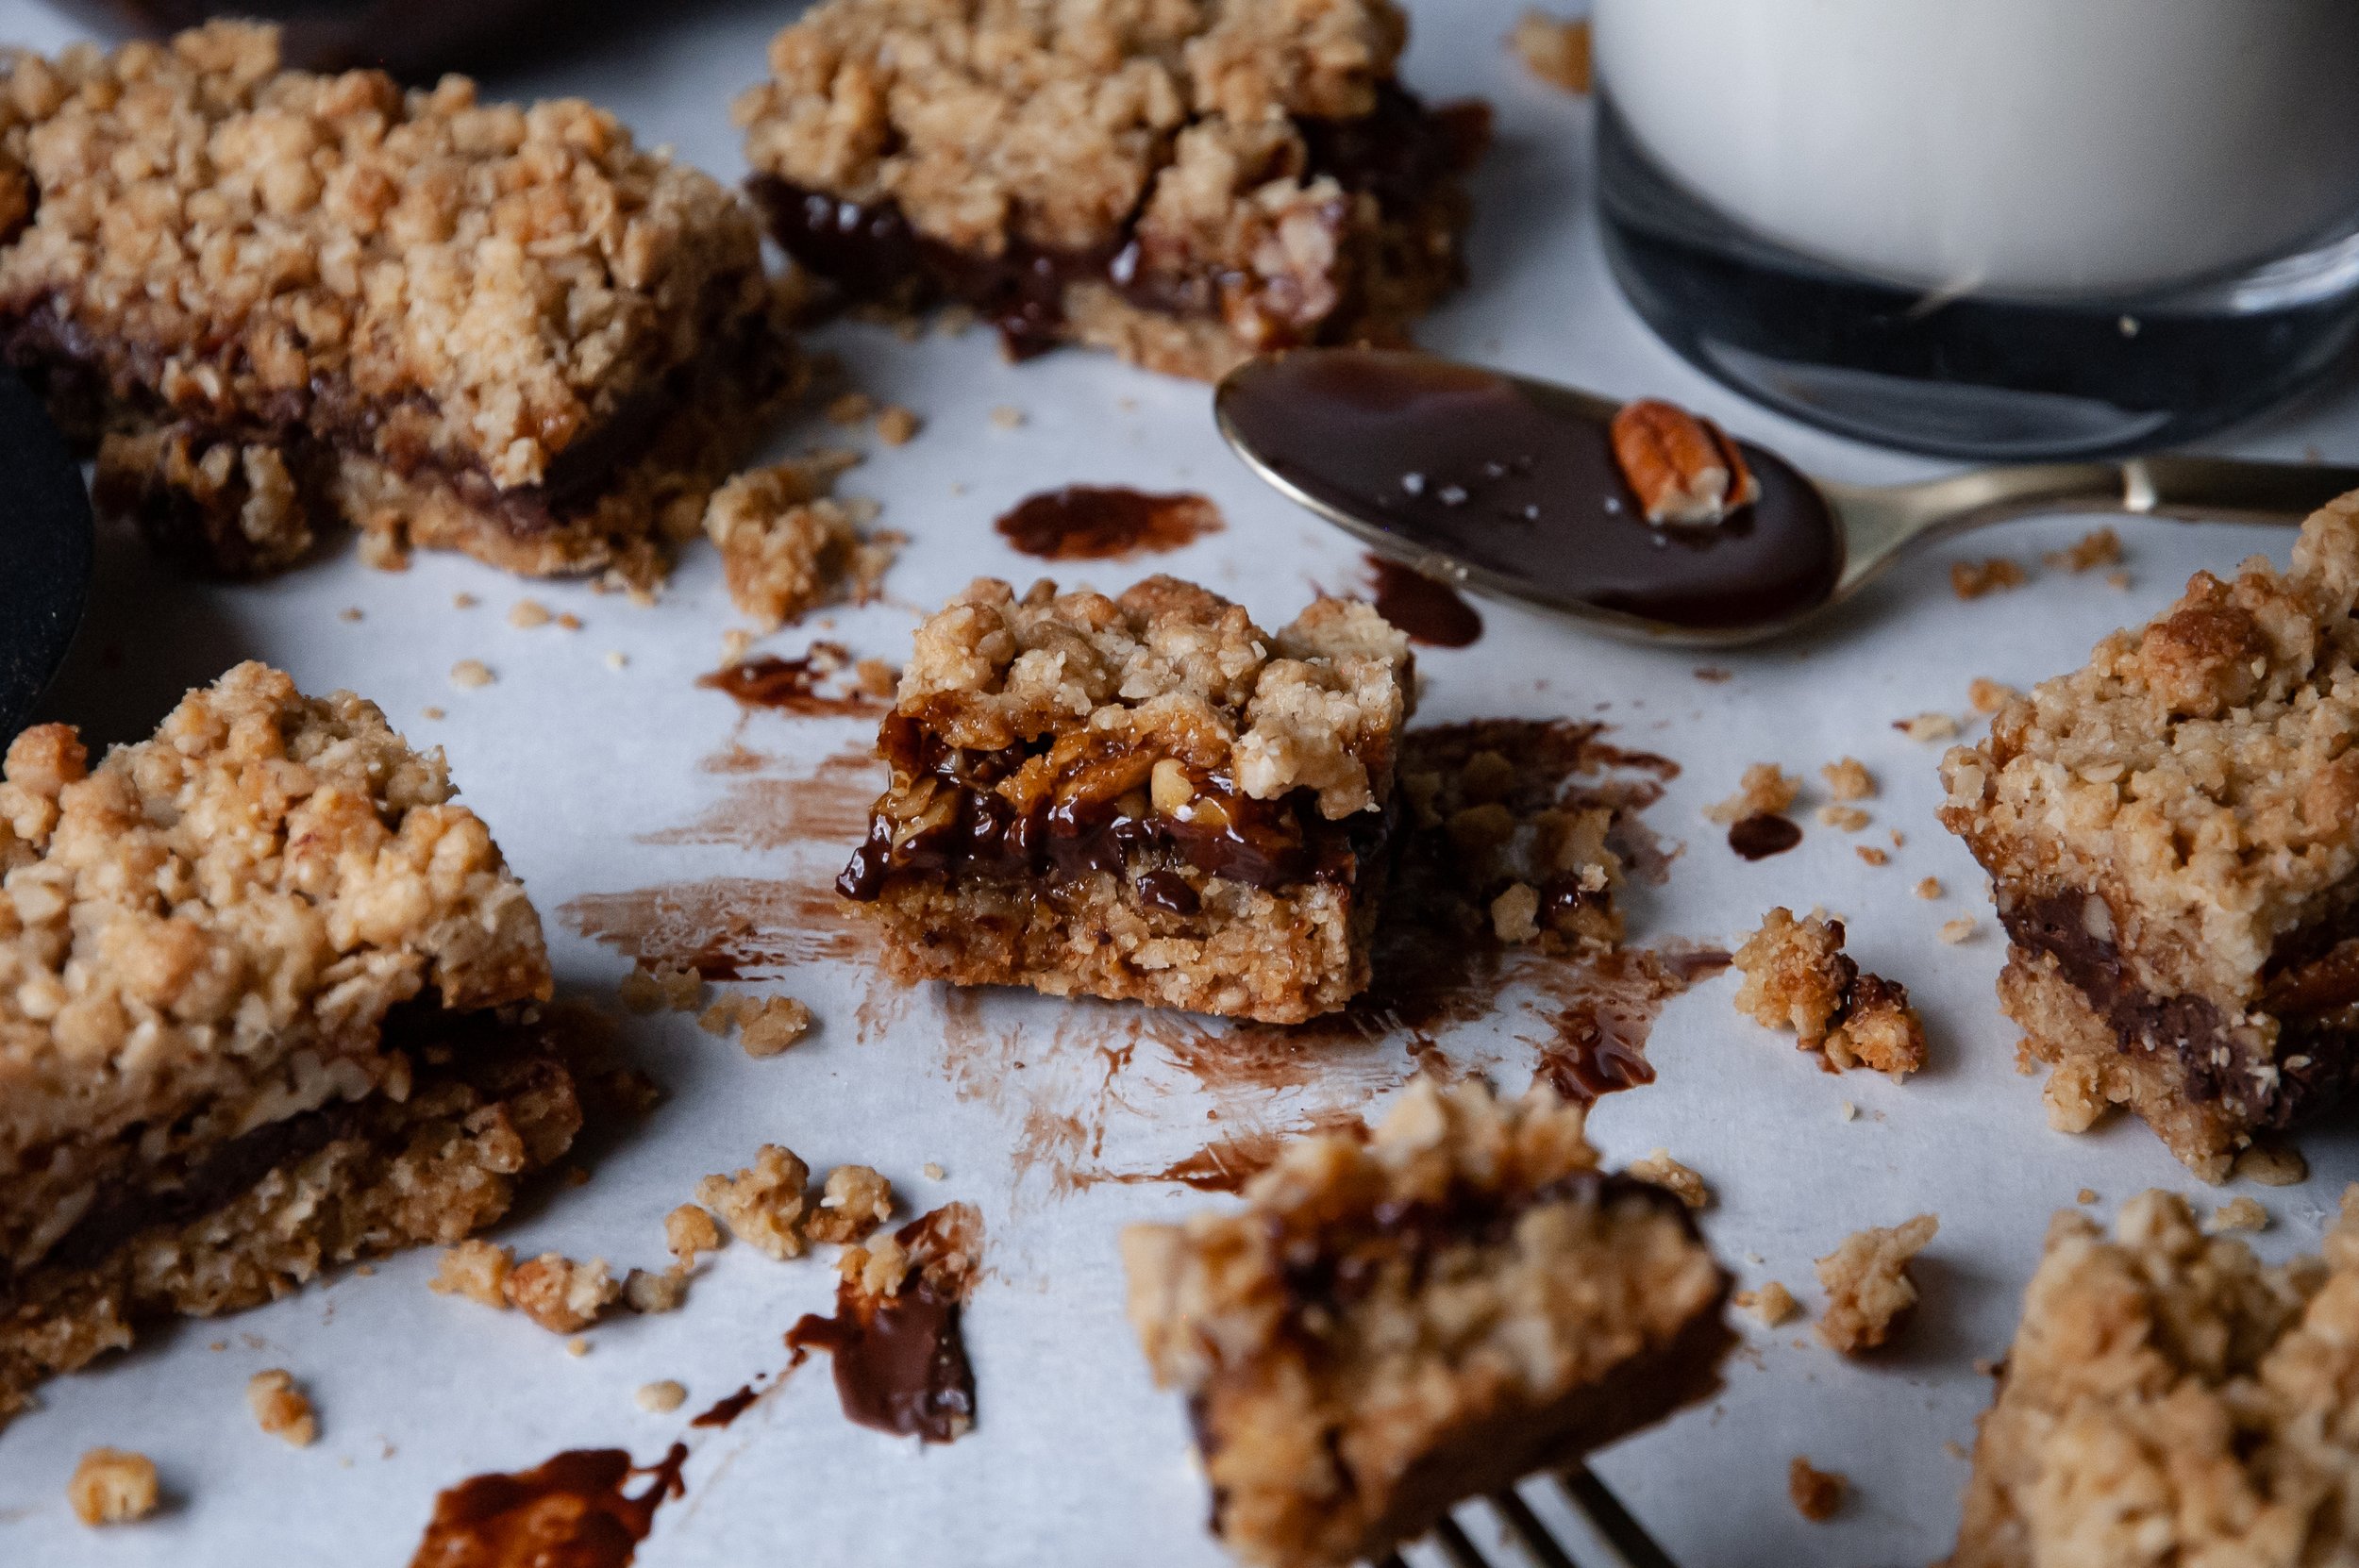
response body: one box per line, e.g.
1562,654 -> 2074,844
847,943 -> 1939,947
1215,347 -> 2359,647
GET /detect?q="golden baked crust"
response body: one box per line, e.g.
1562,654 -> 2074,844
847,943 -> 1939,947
735,0 -> 1484,377
0,661 -> 548,1284
1121,1078 -> 1732,1568
0,24 -> 790,581
1732,907 -> 1928,1080
1939,492 -> 2359,1176
1945,1189 -> 2359,1568
841,576 -> 1413,1022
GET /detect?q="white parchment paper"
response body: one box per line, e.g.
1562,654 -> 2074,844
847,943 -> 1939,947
5,3 -> 2359,1563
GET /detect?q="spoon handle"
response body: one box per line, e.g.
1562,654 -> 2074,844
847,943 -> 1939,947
1826,455 -> 2359,592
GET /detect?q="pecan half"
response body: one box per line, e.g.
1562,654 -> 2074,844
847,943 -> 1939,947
1609,398 -> 1761,525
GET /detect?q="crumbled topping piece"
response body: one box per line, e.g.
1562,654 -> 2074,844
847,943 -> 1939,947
665,1204 -> 723,1264
1733,909 -> 1929,1080
697,1144 -> 812,1260
990,407 -> 1027,430
703,456 -> 898,633
2233,1143 -> 2309,1187
1788,1457 -> 1848,1521
246,1369 -> 317,1446
1898,711 -> 1961,742
430,1240 -> 514,1309
623,1266 -> 690,1314
1512,9 -> 1592,93
1628,1149 -> 1709,1209
1856,846 -> 1889,867
806,1165 -> 895,1245
1816,805 -> 1870,832
1938,915 -> 1978,943
876,405 -> 921,445
1952,559 -> 2030,599
1820,758 -> 1875,801
69,1447 -> 159,1526
509,600 -> 552,630
2044,526 -> 2123,573
1735,1281 -> 1798,1327
1489,882 -> 1542,944
2205,1196 -> 2268,1234
619,962 -> 701,1014
1705,762 -> 1800,825
449,659 -> 494,690
826,392 -> 875,426
741,997 -> 814,1058
636,1380 -> 687,1413
1815,1214 -> 1937,1354
503,1254 -> 622,1334
1914,877 -> 1943,900
1967,677 -> 2020,714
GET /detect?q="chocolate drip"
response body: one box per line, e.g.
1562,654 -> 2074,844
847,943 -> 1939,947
690,1384 -> 759,1429
1728,813 -> 1802,859
995,486 -> 1222,560
697,656 -> 883,718
1363,555 -> 1483,647
408,1443 -> 687,1568
784,1206 -> 979,1444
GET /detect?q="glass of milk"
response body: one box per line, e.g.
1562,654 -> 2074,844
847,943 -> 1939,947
1591,0 -> 2359,457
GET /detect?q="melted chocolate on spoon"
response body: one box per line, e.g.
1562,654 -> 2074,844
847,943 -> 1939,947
1223,351 -> 1843,632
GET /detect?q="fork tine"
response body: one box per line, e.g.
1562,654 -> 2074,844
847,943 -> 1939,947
1553,1464 -> 1681,1568
1430,1514 -> 1494,1568
1489,1489 -> 1582,1568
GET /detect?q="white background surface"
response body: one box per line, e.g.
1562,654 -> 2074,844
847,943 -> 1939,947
5,3 -> 2359,1563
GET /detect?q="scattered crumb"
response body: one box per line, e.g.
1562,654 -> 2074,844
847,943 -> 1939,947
2232,1143 -> 2309,1187
1705,762 -> 1801,825
1914,877 -> 1944,900
922,1162 -> 946,1181
605,651 -> 628,671
2077,1188 -> 2099,1204
1694,666 -> 1732,683
704,455 -> 897,633
453,592 -> 478,609
876,405 -> 921,445
2044,526 -> 2122,573
503,1254 -> 622,1334
742,996 -> 814,1058
1967,677 -> 2019,714
825,391 -> 876,426
1816,805 -> 1870,832
338,606 -> 362,623
1944,1439 -> 1970,1462
1815,1214 -> 1938,1354
1950,558 -> 2029,599
421,706 -> 445,721
1628,1149 -> 1710,1210
2104,569 -> 2132,591
361,532 -> 410,571
636,1381 -> 687,1415
246,1370 -> 317,1447
69,1448 -> 159,1526
665,1204 -> 724,1264
1838,1100 -> 1856,1122
1897,711 -> 1961,742
1735,1281 -> 1798,1328
1938,916 -> 1978,943
854,658 -> 898,698
697,1145 -> 813,1260
989,405 -> 1026,429
1889,829 -> 1905,849
209,1341 -> 227,1352
1855,846 -> 1889,867
623,1266 -> 690,1314
719,628 -> 755,667
1511,9 -> 1592,93
429,1240 -> 513,1309
1489,882 -> 1542,944
448,659 -> 494,690
1820,758 -> 1875,801
619,962 -> 701,1015
509,599 -> 551,629
557,611 -> 583,631
2205,1196 -> 2268,1234
1788,1457 -> 1848,1522
1733,908 -> 1928,1080
807,1165 -> 896,1244
565,1336 -> 592,1359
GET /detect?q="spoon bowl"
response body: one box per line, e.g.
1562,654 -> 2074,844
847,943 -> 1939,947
1216,348 -> 2359,645
0,367 -> 92,736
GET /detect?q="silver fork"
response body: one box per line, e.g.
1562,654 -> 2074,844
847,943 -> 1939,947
1380,1464 -> 1680,1568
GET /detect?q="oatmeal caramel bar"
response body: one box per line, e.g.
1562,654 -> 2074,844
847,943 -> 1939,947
1940,492 -> 2359,1178
1945,1188 -> 2359,1567
1122,1077 -> 1733,1568
734,0 -> 1488,380
837,575 -> 1412,1023
0,663 -> 577,1426
0,23 -> 794,584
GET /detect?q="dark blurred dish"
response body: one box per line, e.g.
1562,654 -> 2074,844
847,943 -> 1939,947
50,0 -> 577,77
0,366 -> 92,740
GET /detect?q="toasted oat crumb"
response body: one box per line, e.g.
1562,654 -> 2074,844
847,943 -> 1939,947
1733,908 -> 1928,1080
1511,9 -> 1592,93
429,1241 -> 513,1309
1706,762 -> 1802,825
1735,1280 -> 1799,1327
509,599 -> 552,629
2104,568 -> 2132,590
2045,526 -> 2123,573
1816,805 -> 1870,832
69,1448 -> 159,1526
503,1255 -> 622,1334
453,592 -> 479,609
1820,758 -> 1875,801
557,612 -> 583,631
449,659 -> 494,690
1489,881 -> 1543,944
623,1265 -> 690,1314
1967,677 -> 2020,714
636,1380 -> 687,1414
665,1204 -> 724,1264
1898,710 -> 1962,742
697,1145 -> 812,1260
421,705 -> 446,721
565,1336 -> 592,1358
2232,1143 -> 2309,1187
1939,915 -> 1978,943
742,996 -> 814,1057
2078,1188 -> 2100,1204
1815,1214 -> 1938,1354
876,405 -> 921,445
246,1370 -> 317,1447
1914,877 -> 1944,900
807,1165 -> 896,1244
854,658 -> 898,698
826,391 -> 876,426
338,606 -> 362,623
1838,1099 -> 1858,1122
703,454 -> 896,632
2205,1196 -> 2268,1233
1856,846 -> 1889,867
1890,829 -> 1905,848
652,964 -> 702,1011
696,996 -> 748,1036
1951,558 -> 2029,599
605,650 -> 629,671
1789,1457 -> 1848,1522
1628,1149 -> 1710,1210
989,405 -> 1026,429
922,1162 -> 946,1181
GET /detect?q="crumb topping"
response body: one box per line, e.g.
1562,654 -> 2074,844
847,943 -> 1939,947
246,1368 -> 317,1445
704,455 -> 898,633
1815,1213 -> 1936,1354
1788,1456 -> 1846,1522
68,1446 -> 159,1526
1732,908 -> 1928,1081
697,1143 -> 813,1260
1704,761 -> 1799,825
504,1252 -> 621,1333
